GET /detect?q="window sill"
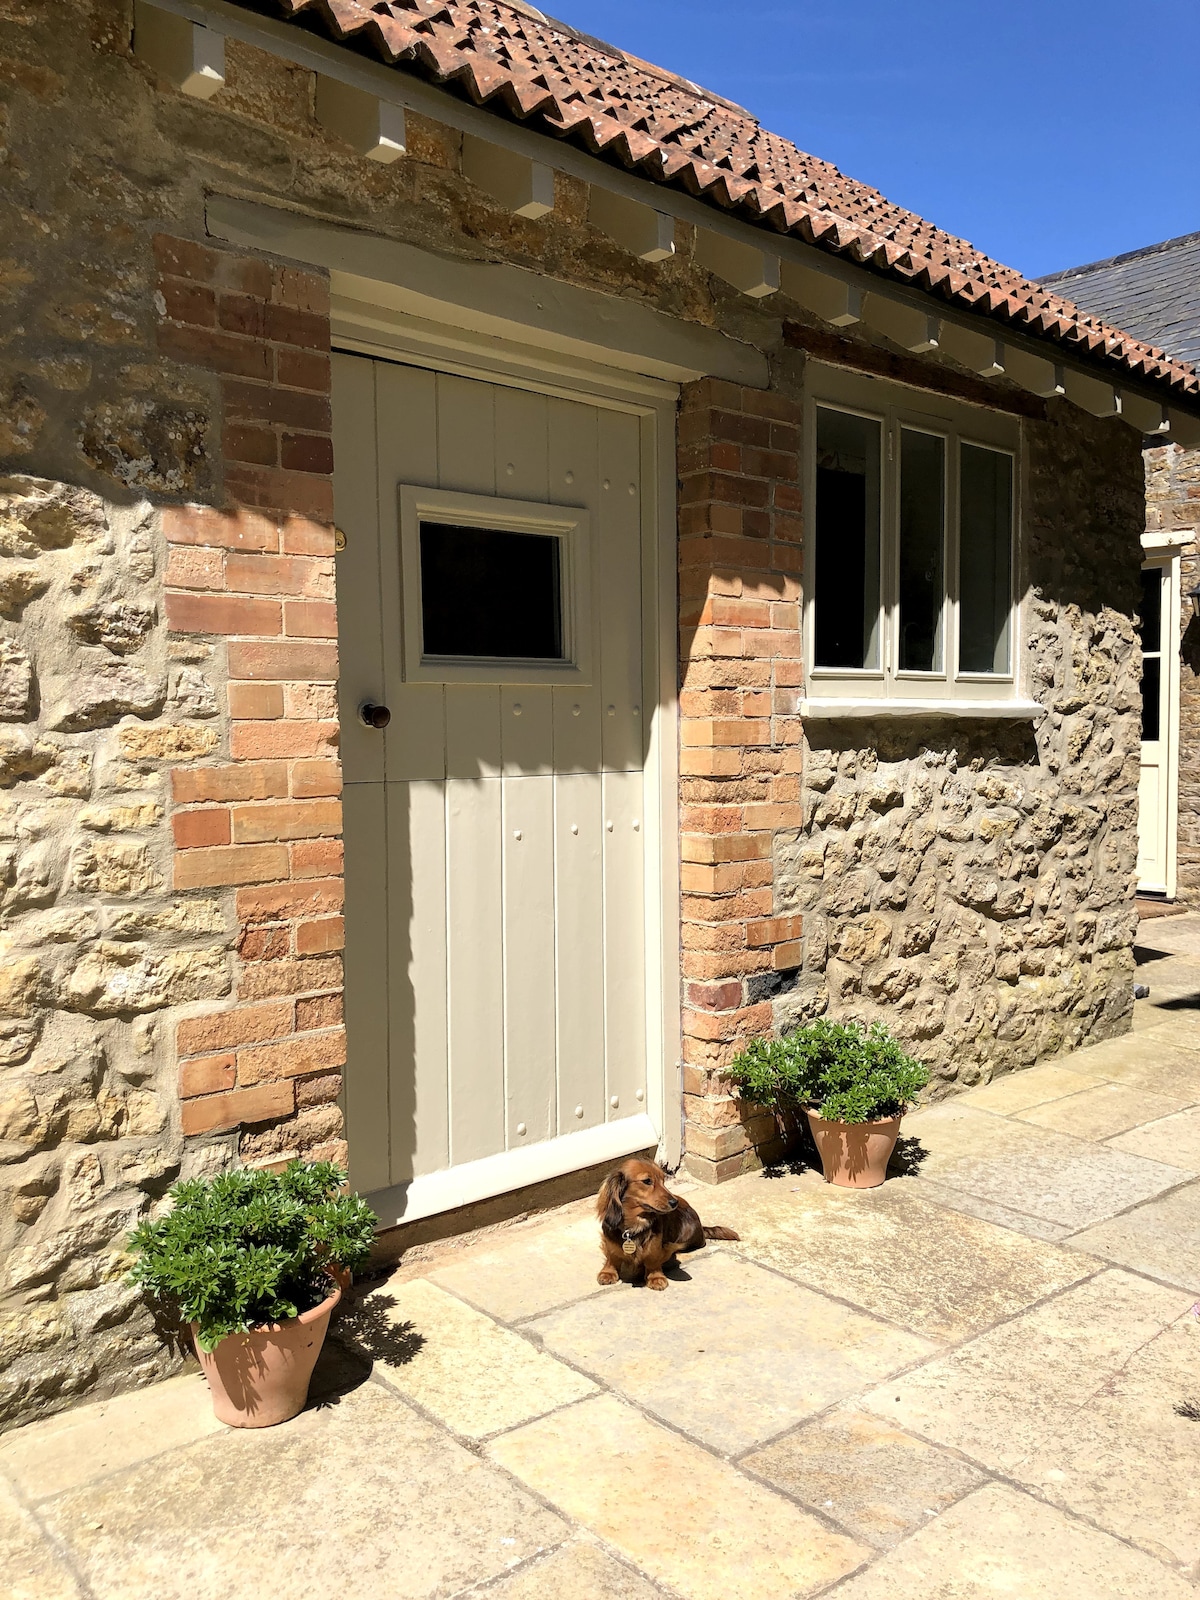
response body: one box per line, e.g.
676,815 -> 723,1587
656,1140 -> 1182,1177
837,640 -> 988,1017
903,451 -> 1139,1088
799,698 -> 1045,720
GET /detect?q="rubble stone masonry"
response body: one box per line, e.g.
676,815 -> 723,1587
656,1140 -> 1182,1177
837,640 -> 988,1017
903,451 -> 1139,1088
0,0 -> 1149,1422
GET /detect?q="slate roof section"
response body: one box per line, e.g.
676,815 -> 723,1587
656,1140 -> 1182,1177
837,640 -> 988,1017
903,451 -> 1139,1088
1041,233 -> 1200,371
242,0 -> 1200,402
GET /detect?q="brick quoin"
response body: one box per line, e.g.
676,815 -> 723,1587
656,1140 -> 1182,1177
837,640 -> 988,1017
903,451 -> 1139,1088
677,378 -> 805,1185
156,234 -> 346,1172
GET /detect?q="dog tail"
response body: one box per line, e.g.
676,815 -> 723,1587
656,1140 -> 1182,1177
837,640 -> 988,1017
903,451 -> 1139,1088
702,1225 -> 740,1241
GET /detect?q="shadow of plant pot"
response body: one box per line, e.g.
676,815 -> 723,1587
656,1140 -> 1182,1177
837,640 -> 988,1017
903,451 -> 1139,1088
192,1281 -> 342,1428
806,1110 -> 902,1188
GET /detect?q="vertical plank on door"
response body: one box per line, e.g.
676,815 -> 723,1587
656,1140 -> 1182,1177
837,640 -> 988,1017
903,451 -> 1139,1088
341,781 -> 390,1192
392,779 -> 449,1181
550,396 -> 603,774
598,408 -> 645,772
376,361 -> 443,783
502,774 -> 556,1148
501,688 -> 553,776
438,371 -> 502,785
602,770 -> 648,1119
446,777 -> 505,1165
436,371 -> 496,494
446,687 -> 502,778
332,354 -> 384,788
554,770 -> 606,1134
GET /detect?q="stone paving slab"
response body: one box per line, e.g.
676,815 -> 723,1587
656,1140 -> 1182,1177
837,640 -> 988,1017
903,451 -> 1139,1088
489,1394 -> 868,1600
0,1373 -> 219,1503
708,1177 -> 1095,1340
428,1213 -> 608,1324
741,1405 -> 986,1550
899,1099 -> 1191,1228
525,1251 -> 934,1456
35,1380 -> 568,1600
0,1479 -> 82,1600
1019,1306 -> 1200,1568
361,1277 -> 596,1439
484,1539 -> 668,1599
828,1481 -> 1197,1599
860,1270 -> 1199,1566
906,1176 -> 1076,1241
1067,1181 -> 1200,1292
1122,1013 -> 1200,1059
1108,1104 -> 1200,1169
1016,1081 -> 1190,1140
957,1062 -> 1101,1113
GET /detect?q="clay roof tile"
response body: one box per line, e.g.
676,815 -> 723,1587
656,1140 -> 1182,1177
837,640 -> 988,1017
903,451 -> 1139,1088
249,0 -> 1198,398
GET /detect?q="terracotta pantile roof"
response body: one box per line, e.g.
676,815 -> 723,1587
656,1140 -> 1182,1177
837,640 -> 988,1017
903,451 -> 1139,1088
245,0 -> 1200,402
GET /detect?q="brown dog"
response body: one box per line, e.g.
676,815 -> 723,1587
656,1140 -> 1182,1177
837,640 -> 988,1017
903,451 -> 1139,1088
596,1158 -> 740,1290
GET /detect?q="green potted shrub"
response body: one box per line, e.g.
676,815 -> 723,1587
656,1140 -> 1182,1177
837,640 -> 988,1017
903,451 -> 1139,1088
727,1019 -> 929,1188
128,1160 -> 376,1428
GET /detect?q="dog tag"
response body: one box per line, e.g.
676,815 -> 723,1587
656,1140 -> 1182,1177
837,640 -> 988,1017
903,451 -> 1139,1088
622,1238 -> 637,1255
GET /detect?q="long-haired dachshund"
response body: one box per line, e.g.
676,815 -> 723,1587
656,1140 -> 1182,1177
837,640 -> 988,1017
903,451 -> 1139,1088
596,1158 -> 739,1290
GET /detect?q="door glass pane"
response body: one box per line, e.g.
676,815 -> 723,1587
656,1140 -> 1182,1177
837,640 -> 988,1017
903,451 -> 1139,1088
899,429 -> 945,672
1139,566 -> 1162,652
419,522 -> 563,660
1140,567 -> 1164,743
959,444 -> 1013,674
1141,655 -> 1161,742
814,407 -> 881,669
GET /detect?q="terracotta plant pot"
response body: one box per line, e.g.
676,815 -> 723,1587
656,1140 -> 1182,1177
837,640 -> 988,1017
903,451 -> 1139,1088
806,1109 -> 901,1189
192,1280 -> 342,1428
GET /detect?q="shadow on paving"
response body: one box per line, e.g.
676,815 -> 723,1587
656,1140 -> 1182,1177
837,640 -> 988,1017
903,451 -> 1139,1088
309,1295 -> 426,1408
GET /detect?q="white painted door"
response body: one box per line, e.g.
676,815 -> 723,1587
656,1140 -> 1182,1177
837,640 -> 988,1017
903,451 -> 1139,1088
1137,558 -> 1176,894
333,353 -> 656,1215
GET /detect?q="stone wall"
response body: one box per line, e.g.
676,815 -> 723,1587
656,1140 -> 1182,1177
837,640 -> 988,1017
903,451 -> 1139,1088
679,398 -> 1146,1178
0,0 -> 1152,1419
1,475 -> 229,1426
1146,442 -> 1200,899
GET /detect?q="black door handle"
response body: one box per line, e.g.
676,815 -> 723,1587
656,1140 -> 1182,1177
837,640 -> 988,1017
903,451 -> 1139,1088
359,702 -> 391,729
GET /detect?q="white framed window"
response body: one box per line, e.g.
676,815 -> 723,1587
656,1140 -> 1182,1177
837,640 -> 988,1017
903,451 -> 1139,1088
398,485 -> 591,685
803,366 -> 1029,715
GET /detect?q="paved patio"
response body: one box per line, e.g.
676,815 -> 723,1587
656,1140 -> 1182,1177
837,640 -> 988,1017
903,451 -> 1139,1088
4,918 -> 1200,1600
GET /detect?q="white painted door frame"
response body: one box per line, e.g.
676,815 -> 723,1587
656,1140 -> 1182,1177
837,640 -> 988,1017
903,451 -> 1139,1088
332,315 -> 681,1227
1138,532 -> 1184,899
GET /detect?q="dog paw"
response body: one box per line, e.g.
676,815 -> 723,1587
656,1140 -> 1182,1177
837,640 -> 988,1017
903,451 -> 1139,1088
647,1273 -> 668,1291
597,1267 -> 619,1285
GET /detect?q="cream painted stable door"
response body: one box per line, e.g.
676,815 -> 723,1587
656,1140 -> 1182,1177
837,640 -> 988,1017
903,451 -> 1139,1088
334,353 -> 653,1212
1137,558 -> 1176,895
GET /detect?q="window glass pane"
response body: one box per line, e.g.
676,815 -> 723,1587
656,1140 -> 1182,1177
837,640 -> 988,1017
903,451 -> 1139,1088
419,522 -> 563,660
814,407 -> 881,669
959,444 -> 1013,674
1139,567 -> 1162,652
1141,654 -> 1161,742
899,429 -> 945,672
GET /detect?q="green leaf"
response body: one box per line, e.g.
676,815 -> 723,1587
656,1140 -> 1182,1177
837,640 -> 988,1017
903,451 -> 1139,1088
726,1018 -> 929,1124
124,1161 -> 377,1351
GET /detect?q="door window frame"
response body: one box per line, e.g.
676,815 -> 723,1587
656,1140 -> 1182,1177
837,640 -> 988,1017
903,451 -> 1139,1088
398,484 -> 592,685
803,363 -> 1023,707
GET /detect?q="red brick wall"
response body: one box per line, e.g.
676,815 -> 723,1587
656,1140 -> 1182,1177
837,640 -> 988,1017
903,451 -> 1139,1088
677,379 -> 804,1182
155,235 -> 346,1168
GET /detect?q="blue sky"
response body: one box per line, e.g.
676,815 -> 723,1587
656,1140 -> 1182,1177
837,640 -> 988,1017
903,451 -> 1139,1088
550,1 -> 1200,280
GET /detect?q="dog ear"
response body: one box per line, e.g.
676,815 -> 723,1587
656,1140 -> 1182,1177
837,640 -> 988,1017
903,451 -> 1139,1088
597,1169 -> 628,1234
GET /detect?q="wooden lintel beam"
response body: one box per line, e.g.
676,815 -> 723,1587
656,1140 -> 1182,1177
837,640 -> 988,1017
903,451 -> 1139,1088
782,321 -> 1046,420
